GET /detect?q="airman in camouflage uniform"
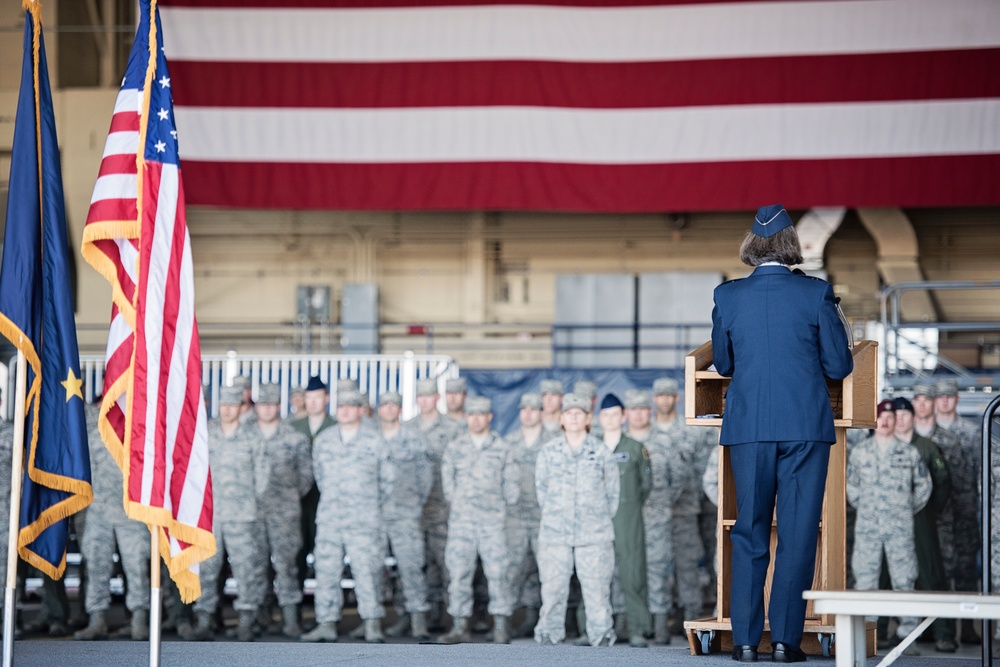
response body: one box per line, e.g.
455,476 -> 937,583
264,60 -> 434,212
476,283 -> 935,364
625,389 -> 691,644
191,386 -> 268,641
378,391 -> 434,640
405,378 -> 462,630
893,396 -> 953,650
934,378 -> 984,646
589,392 -> 652,648
438,397 -> 520,644
539,379 -> 564,436
847,401 -> 931,647
534,394 -> 620,647
302,390 -> 395,644
249,383 -> 313,637
75,402 -> 151,641
652,378 -> 716,627
505,392 -> 547,637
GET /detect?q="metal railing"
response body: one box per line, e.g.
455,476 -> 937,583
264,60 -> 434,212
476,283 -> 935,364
880,280 -> 1000,392
76,351 -> 459,421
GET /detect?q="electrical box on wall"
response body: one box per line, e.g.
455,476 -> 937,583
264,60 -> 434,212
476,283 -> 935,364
296,285 -> 331,322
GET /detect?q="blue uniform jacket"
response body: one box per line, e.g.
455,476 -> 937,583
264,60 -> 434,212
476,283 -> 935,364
711,265 -> 854,445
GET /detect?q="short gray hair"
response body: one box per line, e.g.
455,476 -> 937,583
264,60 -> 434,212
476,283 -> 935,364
739,226 -> 803,267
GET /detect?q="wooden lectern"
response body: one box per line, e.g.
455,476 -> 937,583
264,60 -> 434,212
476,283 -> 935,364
682,339 -> 878,657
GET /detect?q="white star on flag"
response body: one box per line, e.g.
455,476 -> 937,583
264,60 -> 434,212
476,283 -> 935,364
155,140 -> 166,153
158,108 -> 169,121
158,75 -> 170,88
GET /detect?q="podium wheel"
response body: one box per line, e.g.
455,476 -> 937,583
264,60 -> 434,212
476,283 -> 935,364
819,633 -> 834,657
697,630 -> 715,654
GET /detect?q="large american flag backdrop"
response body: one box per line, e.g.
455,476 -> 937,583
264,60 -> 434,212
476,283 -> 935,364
81,0 -> 215,602
158,0 -> 1000,213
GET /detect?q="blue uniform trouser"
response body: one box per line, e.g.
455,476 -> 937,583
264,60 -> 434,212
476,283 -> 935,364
728,441 -> 830,650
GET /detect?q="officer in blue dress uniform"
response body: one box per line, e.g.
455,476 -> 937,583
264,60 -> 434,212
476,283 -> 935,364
711,204 -> 854,663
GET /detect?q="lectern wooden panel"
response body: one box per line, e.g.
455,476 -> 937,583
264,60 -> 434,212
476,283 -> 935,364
682,340 -> 877,657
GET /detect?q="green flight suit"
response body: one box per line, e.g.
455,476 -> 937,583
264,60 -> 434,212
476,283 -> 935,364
580,434 -> 653,637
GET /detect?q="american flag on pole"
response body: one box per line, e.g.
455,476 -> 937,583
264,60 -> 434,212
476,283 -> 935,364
157,0 -> 1000,212
81,0 -> 215,602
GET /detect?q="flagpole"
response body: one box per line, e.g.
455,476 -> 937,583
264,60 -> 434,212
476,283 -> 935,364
150,528 -> 161,667
3,348 -> 28,667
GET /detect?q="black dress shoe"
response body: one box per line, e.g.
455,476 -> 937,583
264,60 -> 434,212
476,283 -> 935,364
732,645 -> 759,662
771,642 -> 807,663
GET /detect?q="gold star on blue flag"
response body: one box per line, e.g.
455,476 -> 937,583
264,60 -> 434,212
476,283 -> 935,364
0,1 -> 93,579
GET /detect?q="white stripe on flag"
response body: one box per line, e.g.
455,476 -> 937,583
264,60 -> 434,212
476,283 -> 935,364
102,132 -> 140,159
105,312 -> 132,357
173,99 -> 1000,164
118,239 -> 139,286
160,0 -> 1000,64
91,173 -> 138,203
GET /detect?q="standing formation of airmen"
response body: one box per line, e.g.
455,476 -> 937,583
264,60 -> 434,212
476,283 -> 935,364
16,368 -> 990,654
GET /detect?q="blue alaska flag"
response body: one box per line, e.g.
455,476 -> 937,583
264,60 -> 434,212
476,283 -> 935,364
0,3 -> 92,578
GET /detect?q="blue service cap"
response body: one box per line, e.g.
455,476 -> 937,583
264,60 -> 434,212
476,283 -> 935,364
305,376 -> 327,392
599,393 -> 624,411
751,204 -> 794,238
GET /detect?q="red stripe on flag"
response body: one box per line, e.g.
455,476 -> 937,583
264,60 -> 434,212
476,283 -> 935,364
97,154 -> 139,176
87,198 -> 139,225
170,49 -> 1000,110
180,154 -> 1000,212
109,112 -> 141,134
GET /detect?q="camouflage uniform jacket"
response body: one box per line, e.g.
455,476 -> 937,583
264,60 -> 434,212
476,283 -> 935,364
506,428 -> 550,525
207,418 -> 261,522
382,423 -> 432,522
535,434 -> 620,546
652,414 -> 711,516
313,423 -> 395,529
847,435 -> 932,524
405,414 -> 462,525
249,421 -> 313,509
441,430 -> 520,522
630,429 -> 689,514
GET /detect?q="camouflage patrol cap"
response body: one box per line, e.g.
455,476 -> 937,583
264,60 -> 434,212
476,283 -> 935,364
624,389 -> 652,409
445,377 -> 468,394
257,383 -> 281,404
336,378 -> 359,393
519,392 -> 543,410
934,379 -> 959,397
653,378 -> 679,396
337,389 -> 366,407
379,391 -> 402,406
911,382 -> 937,399
219,386 -> 243,406
465,396 -> 491,414
539,379 -> 564,395
415,379 -> 439,396
562,393 -> 591,413
232,375 -> 251,389
572,380 -> 598,400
